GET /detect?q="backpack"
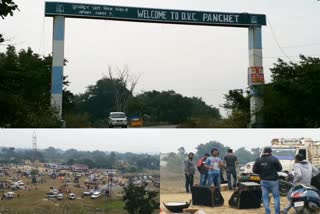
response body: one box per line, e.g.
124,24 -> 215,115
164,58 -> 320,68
197,158 -> 205,171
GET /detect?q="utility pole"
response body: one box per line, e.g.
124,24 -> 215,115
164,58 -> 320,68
248,26 -> 264,128
32,131 -> 37,163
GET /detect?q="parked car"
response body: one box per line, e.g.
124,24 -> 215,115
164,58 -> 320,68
239,161 -> 254,175
90,191 -> 101,199
83,191 -> 93,196
47,192 -> 58,199
107,112 -> 127,128
57,193 -> 64,200
130,116 -> 143,127
4,192 -> 15,199
68,193 -> 76,200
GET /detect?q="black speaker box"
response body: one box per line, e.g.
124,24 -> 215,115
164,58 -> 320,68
191,185 -> 224,207
229,189 -> 261,209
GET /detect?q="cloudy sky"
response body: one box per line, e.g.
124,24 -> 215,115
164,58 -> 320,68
0,129 -> 160,154
160,129 -> 320,153
1,0 -> 320,113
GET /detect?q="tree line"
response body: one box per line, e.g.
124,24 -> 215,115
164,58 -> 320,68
0,147 -> 160,171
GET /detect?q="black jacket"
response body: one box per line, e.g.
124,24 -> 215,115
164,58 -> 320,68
252,154 -> 282,181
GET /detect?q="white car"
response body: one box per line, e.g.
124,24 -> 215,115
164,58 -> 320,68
108,112 -> 128,128
239,162 -> 255,175
90,191 -> 101,199
68,193 -> 76,200
57,193 -> 63,200
4,192 -> 15,199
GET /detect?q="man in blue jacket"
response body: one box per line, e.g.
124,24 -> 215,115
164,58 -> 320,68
253,147 -> 282,214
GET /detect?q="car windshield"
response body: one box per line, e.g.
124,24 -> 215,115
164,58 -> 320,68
110,113 -> 126,118
272,148 -> 296,160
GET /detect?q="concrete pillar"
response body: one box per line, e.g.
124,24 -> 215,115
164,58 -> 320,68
248,26 -> 264,128
50,16 -> 65,120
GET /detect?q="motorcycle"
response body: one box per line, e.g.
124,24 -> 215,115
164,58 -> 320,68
289,184 -> 320,214
278,171 -> 294,196
239,171 -> 293,196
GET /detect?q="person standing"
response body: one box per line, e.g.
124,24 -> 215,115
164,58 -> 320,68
281,154 -> 319,214
184,152 -> 196,193
224,148 -> 238,190
205,148 -> 224,191
253,147 -> 282,214
197,153 -> 209,186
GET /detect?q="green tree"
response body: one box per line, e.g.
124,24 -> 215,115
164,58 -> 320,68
0,0 -> 19,43
127,90 -> 220,125
221,55 -> 320,128
0,46 -> 62,127
220,89 -> 250,128
123,183 -> 159,214
72,77 -> 130,123
195,141 -> 229,160
263,55 -> 320,127
234,147 -> 256,164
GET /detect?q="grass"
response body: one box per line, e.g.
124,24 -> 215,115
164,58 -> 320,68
0,175 -> 126,214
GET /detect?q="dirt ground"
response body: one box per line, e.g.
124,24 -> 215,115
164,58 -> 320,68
161,192 -> 296,214
160,167 -> 296,214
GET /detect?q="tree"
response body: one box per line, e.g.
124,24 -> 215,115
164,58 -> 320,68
127,90 -> 220,125
221,55 -> 320,128
108,65 -> 139,112
263,55 -> 320,127
234,147 -> 256,164
0,0 -> 18,19
195,141 -> 229,160
220,89 -> 250,128
123,183 -> 159,214
0,46 -> 61,127
1,0 -> 19,43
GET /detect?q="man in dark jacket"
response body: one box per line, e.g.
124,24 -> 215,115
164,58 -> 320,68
198,153 -> 209,186
253,147 -> 282,214
184,152 -> 196,193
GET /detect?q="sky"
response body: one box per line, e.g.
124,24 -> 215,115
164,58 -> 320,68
1,0 -> 320,114
160,129 -> 320,153
0,129 -> 160,154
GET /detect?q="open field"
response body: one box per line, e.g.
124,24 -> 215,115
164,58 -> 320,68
0,175 -> 125,214
0,167 -> 158,214
160,167 -> 296,214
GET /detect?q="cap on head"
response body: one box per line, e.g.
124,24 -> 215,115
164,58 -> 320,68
228,149 -> 233,153
263,147 -> 272,154
295,154 -> 304,162
188,152 -> 194,156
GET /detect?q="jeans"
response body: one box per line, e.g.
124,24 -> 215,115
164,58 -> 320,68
185,174 -> 194,193
208,173 -> 221,191
226,168 -> 237,190
261,180 -> 281,214
200,173 -> 208,186
282,187 -> 294,213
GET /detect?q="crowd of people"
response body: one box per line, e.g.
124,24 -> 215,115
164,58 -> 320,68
184,148 -> 238,192
184,147 -> 320,214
